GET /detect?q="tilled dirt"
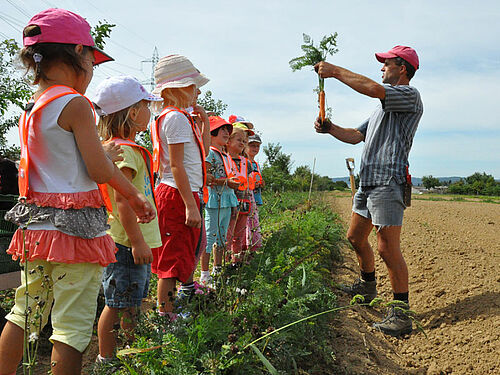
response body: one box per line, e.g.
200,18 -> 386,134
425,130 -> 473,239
326,192 -> 500,375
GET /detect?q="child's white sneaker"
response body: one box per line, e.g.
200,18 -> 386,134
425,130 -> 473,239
200,271 -> 212,286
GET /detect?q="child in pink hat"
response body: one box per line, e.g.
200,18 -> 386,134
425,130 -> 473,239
0,9 -> 154,374
149,55 -> 211,317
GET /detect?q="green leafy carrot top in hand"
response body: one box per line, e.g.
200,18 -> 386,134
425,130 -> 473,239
289,33 -> 339,121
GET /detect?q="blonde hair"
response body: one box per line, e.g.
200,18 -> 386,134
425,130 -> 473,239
229,126 -> 248,141
154,85 -> 196,111
97,102 -> 143,142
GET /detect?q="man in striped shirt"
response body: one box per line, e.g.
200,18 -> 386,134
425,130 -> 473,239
314,46 -> 423,337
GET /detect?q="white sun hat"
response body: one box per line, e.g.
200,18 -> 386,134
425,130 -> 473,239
152,54 -> 209,95
92,75 -> 162,116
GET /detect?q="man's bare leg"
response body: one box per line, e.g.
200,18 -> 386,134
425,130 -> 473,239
347,212 -> 375,272
376,225 -> 408,294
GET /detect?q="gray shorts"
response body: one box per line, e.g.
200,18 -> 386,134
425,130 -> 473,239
352,179 -> 406,227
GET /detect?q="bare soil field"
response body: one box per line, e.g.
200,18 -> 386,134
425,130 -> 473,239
326,192 -> 500,375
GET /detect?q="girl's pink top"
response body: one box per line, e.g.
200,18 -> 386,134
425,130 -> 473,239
7,94 -> 116,266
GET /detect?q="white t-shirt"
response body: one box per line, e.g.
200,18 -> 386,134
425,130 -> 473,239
159,110 -> 203,191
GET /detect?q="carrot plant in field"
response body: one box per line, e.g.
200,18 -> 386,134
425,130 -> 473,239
289,33 -> 339,123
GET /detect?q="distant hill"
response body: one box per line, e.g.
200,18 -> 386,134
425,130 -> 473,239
331,176 -> 464,186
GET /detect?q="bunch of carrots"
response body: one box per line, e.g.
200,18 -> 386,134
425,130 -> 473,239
289,33 -> 339,122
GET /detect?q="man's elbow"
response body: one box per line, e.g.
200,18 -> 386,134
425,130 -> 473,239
367,84 -> 385,99
347,138 -> 362,145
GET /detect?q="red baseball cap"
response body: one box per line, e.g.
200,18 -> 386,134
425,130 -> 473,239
375,45 -> 419,71
209,116 -> 233,134
23,8 -> 113,65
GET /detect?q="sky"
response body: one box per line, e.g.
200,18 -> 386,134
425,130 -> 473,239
1,0 -> 499,178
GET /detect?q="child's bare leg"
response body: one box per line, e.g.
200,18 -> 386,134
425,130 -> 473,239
0,322 -> 23,374
97,306 -> 119,359
201,250 -> 210,272
214,245 -> 223,268
120,308 -> 137,342
157,278 -> 176,313
51,341 -> 82,374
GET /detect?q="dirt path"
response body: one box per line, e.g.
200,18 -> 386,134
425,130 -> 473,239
326,192 -> 500,375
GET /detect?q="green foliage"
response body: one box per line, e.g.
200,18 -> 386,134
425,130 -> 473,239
289,33 -> 339,91
107,192 -> 344,374
422,175 -> 440,189
447,172 -> 500,196
197,90 -> 228,116
261,143 -> 344,192
91,20 -> 116,50
0,39 -> 32,159
135,131 -> 153,153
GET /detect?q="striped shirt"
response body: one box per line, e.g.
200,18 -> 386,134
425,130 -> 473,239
357,84 -> 423,187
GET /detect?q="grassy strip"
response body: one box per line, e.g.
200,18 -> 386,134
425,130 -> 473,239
111,192 -> 345,374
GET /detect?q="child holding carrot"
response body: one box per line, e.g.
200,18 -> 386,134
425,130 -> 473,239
201,116 -> 239,285
0,9 -> 154,374
93,76 -> 162,365
149,55 -> 210,317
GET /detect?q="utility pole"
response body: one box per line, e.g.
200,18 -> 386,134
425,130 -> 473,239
141,47 -> 159,91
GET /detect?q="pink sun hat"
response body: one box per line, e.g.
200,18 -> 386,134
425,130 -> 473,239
153,55 -> 209,95
23,8 -> 113,65
375,45 -> 419,70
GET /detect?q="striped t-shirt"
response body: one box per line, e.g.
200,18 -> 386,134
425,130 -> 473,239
356,84 -> 423,187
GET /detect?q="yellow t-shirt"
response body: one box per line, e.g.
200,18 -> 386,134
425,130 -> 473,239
107,145 -> 161,248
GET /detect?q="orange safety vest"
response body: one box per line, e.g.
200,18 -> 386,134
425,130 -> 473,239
17,85 -> 112,211
110,137 -> 157,209
249,160 -> 263,190
150,106 -> 208,203
209,146 -> 236,179
232,156 -> 249,191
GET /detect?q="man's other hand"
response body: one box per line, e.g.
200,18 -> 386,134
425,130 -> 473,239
315,117 -> 332,133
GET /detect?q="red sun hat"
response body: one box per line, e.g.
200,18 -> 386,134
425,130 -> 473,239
209,116 -> 233,134
23,8 -> 114,65
375,45 -> 419,71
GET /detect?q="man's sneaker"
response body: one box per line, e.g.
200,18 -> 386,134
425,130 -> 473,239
373,303 -> 413,337
340,278 -> 377,303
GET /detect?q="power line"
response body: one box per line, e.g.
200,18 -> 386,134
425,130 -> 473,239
0,31 -> 12,40
0,11 -> 25,28
40,0 -> 57,8
5,0 -> 32,18
113,61 -> 145,74
84,0 -> 156,50
107,39 -> 148,60
96,64 -> 127,76
0,14 -> 23,33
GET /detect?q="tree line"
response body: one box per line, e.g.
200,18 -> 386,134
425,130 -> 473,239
422,172 -> 500,196
261,143 -> 347,192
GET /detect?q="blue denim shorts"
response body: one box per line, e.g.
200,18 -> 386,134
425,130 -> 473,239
205,207 -> 232,252
102,243 -> 151,308
352,179 -> 406,227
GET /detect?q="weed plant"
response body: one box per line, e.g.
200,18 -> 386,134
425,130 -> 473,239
108,192 -> 345,374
